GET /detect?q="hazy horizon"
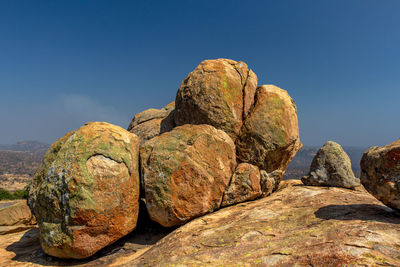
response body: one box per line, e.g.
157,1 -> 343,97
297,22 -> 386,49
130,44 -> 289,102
1,1 -> 399,147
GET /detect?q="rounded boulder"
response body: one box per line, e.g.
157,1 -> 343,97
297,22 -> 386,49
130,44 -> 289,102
140,124 -> 236,227
28,122 -> 140,259
174,58 -> 257,140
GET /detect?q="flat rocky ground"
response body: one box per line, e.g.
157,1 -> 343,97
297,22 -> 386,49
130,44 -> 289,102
2,180 -> 400,266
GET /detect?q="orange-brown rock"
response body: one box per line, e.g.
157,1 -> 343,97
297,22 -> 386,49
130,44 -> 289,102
128,180 -> 400,266
221,163 -> 261,207
174,58 -> 257,140
128,102 -> 175,145
140,124 -> 236,227
236,85 -> 302,177
0,200 -> 35,235
27,122 -> 140,259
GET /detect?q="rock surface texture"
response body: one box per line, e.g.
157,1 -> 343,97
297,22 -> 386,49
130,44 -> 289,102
27,122 -> 140,259
361,139 -> 400,210
128,102 -> 175,145
174,58 -> 257,140
302,141 -> 360,189
4,182 -> 399,266
236,85 -> 302,175
140,124 -> 236,227
126,180 -> 400,266
0,200 -> 35,235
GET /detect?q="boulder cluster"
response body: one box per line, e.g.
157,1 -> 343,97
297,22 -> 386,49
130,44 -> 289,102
28,58 -> 302,259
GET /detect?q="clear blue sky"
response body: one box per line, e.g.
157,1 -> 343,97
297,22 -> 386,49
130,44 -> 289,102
1,0 -> 399,147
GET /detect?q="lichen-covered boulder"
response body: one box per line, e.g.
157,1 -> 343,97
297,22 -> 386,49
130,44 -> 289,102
28,122 -> 140,259
360,139 -> 400,210
128,102 -> 175,145
236,85 -> 302,176
221,163 -> 261,207
174,58 -> 257,140
140,124 -> 236,227
301,141 -> 360,189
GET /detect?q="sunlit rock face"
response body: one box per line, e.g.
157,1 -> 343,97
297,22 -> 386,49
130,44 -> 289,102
236,85 -> 302,177
174,58 -> 257,141
140,124 -> 236,227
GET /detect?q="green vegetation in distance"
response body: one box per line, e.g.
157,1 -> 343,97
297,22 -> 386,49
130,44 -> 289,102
0,187 -> 28,201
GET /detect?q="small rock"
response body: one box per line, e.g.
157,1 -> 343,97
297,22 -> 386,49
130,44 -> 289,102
221,163 -> 262,207
260,170 -> 283,197
128,102 -> 175,144
0,200 -> 35,235
301,141 -> 360,189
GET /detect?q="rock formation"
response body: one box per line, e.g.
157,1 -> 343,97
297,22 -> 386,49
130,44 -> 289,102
235,85 -> 302,183
28,122 -> 140,259
27,58 -> 302,259
301,141 -> 360,189
140,124 -> 236,227
360,139 -> 400,210
0,200 -> 35,235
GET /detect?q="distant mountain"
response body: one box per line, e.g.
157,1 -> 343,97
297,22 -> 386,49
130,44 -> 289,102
0,141 -> 49,152
283,146 -> 367,180
0,141 -> 49,192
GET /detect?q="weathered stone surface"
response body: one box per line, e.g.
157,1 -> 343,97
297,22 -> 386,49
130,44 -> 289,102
128,102 -> 175,144
175,58 -> 258,140
4,181 -> 400,266
127,180 -> 400,266
260,170 -> 282,197
236,85 -> 302,175
361,139 -> 400,210
140,124 -> 236,227
28,122 -> 140,259
0,200 -> 35,235
221,163 -> 261,207
302,141 -> 360,189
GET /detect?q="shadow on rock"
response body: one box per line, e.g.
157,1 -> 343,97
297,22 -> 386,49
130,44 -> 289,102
6,200 -> 174,266
315,204 -> 400,224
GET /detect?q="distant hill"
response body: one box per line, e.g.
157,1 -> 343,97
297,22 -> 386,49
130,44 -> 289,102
0,141 -> 49,192
283,146 -> 367,180
0,141 -> 49,152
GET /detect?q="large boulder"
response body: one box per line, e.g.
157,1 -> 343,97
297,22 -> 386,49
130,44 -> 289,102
301,141 -> 360,189
140,124 -> 236,227
0,200 -> 35,235
128,102 -> 175,145
28,122 -> 140,259
174,58 -> 257,140
221,163 -> 262,207
360,139 -> 400,210
236,85 -> 302,175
